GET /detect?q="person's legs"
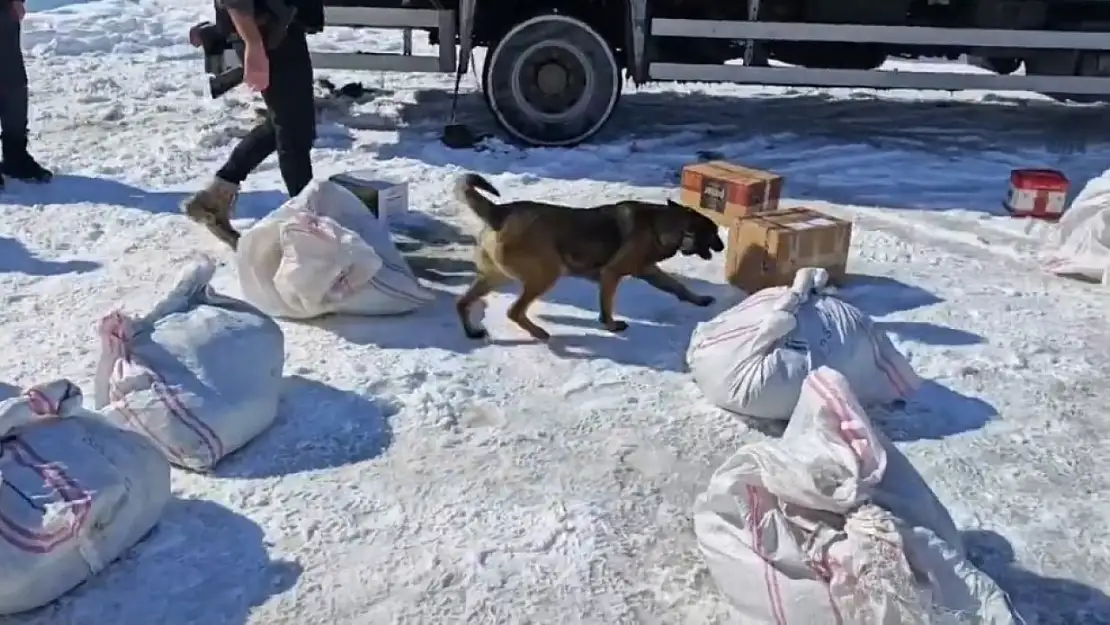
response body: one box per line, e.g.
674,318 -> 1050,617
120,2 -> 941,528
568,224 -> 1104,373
0,8 -> 28,149
181,175 -> 243,248
263,26 -> 315,197
182,99 -> 280,248
213,26 -> 315,195
0,6 -> 50,185
183,26 -> 316,247
215,118 -> 277,186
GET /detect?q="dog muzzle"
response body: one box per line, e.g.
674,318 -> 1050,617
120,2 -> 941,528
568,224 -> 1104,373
680,232 -> 714,259
680,231 -> 697,255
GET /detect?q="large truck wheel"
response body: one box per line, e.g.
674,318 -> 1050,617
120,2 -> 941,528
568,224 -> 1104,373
482,14 -> 622,147
1024,22 -> 1110,103
1025,50 -> 1109,103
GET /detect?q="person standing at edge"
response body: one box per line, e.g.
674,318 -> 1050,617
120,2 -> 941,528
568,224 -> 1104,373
181,0 -> 323,248
0,0 -> 53,191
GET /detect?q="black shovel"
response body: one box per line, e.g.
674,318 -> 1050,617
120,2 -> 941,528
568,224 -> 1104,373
440,65 -> 478,148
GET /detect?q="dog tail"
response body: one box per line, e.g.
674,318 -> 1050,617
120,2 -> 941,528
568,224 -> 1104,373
455,173 -> 509,230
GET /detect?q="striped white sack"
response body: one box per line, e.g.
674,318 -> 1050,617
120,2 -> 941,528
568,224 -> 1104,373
1039,175 -> 1110,285
92,259 -> 285,471
236,178 -> 434,319
694,367 -> 1018,625
0,379 -> 170,615
686,267 -> 920,421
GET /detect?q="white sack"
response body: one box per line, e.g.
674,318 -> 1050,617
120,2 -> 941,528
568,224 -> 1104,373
694,367 -> 1017,624
686,267 -> 919,421
236,178 -> 434,319
0,379 -> 171,615
1041,174 -> 1110,284
93,259 -> 285,471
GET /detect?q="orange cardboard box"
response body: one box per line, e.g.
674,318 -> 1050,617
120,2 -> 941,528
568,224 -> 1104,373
724,208 -> 853,293
680,161 -> 783,225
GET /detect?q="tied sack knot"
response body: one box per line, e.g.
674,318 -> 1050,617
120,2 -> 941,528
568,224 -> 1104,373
823,503 -> 934,625
789,267 -> 831,303
769,266 -> 830,316
22,387 -> 60,417
0,380 -> 83,439
761,267 -> 831,352
98,311 -> 135,363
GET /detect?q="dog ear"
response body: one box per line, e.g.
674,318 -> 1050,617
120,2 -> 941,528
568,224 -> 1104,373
666,199 -> 685,210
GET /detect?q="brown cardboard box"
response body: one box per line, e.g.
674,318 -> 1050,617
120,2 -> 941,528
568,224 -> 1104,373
680,161 -> 783,225
725,208 -> 852,293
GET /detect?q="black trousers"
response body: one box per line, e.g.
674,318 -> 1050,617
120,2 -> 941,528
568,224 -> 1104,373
0,6 -> 28,150
217,25 -> 316,197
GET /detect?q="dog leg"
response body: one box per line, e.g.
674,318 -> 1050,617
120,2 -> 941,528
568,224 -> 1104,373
637,265 -> 715,307
598,271 -> 628,333
457,274 -> 504,339
507,273 -> 558,341
597,240 -> 651,333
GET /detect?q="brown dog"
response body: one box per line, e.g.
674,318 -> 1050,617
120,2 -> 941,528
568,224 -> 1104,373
454,173 -> 724,341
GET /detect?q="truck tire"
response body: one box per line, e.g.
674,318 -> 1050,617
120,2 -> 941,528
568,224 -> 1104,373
1025,50 -> 1108,103
483,14 -> 622,147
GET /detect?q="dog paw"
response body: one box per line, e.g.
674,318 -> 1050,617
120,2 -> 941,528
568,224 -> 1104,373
464,327 -> 488,340
692,295 -> 715,307
605,320 -> 629,333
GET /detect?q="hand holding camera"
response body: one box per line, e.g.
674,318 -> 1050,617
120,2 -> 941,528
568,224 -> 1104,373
191,0 -> 295,97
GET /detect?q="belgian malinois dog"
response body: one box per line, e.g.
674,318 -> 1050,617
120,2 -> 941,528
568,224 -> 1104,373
454,173 -> 724,341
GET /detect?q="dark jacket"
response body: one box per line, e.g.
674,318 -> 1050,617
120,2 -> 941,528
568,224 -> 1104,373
217,0 -> 323,33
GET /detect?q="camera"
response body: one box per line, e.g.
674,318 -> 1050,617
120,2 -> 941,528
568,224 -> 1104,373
192,20 -> 247,99
192,0 -> 303,99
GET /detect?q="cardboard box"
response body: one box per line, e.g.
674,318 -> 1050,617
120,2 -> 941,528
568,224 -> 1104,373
680,161 -> 783,224
329,170 -> 409,227
725,208 -> 852,293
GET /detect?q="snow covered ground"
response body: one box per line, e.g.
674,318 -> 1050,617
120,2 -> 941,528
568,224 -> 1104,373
2,0 -> 1110,623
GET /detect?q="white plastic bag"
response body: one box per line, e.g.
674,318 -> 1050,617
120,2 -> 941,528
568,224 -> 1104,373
93,259 -> 285,471
236,178 -> 434,319
1041,174 -> 1110,285
0,379 -> 171,615
686,267 -> 919,421
694,367 -> 1017,624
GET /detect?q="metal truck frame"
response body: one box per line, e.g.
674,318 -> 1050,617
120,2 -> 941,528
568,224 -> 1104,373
311,0 -> 1110,147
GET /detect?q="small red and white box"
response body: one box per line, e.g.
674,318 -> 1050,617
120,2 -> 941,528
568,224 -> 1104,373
1004,168 -> 1069,219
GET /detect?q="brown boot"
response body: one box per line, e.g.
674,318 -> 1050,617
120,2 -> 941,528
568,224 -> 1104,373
182,178 -> 241,249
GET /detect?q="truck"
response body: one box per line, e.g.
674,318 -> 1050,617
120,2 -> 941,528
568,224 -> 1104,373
313,0 -> 1110,147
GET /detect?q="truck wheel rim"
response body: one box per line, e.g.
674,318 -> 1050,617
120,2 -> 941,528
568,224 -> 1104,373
485,14 -> 621,146
509,41 -> 594,123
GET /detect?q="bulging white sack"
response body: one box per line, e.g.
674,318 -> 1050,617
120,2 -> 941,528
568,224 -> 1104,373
1041,173 -> 1110,285
694,367 -> 1017,624
686,267 -> 919,421
0,379 -> 171,615
93,259 -> 285,471
236,178 -> 434,319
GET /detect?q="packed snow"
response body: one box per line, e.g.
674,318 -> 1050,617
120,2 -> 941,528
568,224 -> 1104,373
2,0 -> 1110,622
